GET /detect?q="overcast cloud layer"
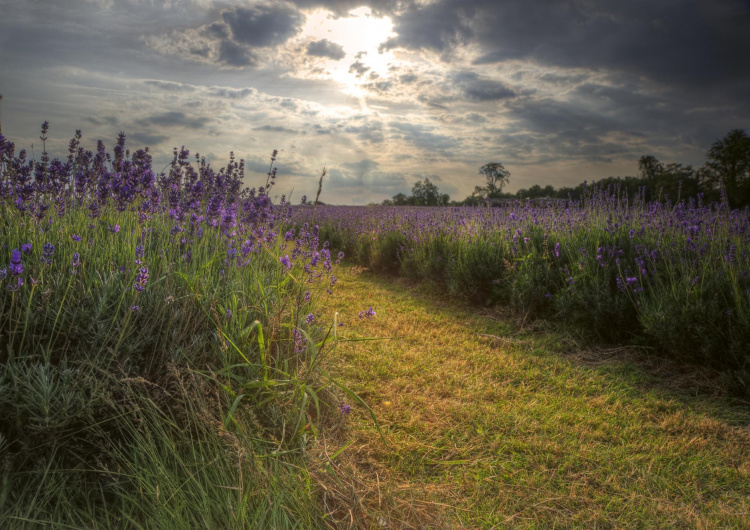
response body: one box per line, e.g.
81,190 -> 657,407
1,0 -> 748,204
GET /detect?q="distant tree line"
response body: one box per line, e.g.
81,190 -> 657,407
379,128 -> 750,208
380,177 -> 450,206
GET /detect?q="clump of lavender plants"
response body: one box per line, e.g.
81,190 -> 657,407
0,123 -> 346,526
300,187 -> 750,392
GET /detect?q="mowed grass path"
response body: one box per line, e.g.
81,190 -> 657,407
316,265 -> 750,529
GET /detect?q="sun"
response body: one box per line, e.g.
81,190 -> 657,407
299,6 -> 399,99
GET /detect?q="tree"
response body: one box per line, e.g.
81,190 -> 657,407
703,129 -> 750,207
478,162 -> 510,197
411,178 -> 442,206
391,192 -> 410,206
638,155 -> 663,180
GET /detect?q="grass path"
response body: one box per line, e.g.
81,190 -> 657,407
315,265 -> 750,529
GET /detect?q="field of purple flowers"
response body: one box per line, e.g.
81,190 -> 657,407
303,194 -> 750,392
0,125 -> 343,527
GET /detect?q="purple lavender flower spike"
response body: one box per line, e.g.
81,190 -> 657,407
7,276 -> 23,292
9,249 -> 23,276
134,267 -> 149,292
70,252 -> 81,274
40,243 -> 55,265
292,328 -> 306,353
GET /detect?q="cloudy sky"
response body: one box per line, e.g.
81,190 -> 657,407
1,0 -> 749,204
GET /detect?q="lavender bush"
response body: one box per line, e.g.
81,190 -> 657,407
301,190 -> 750,392
0,124 -> 340,527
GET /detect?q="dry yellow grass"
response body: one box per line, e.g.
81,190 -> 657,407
313,265 -> 750,529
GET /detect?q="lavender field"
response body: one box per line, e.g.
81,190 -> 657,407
0,128 -> 343,527
303,194 -> 750,390
1,126 -> 749,528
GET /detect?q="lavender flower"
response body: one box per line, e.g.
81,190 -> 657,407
69,252 -> 81,274
305,313 -> 315,325
339,402 -> 351,415
358,307 -> 376,320
6,248 -> 25,277
725,245 -> 736,264
292,328 -> 306,353
134,267 -> 149,292
7,276 -> 23,292
21,243 -> 32,254
40,243 -> 55,265
280,255 -> 292,270
71,234 -> 82,242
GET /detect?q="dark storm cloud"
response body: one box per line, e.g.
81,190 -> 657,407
221,4 -> 305,48
143,2 -> 308,68
306,39 -> 346,60
138,112 -> 209,129
508,97 -> 616,135
386,0 -> 750,91
463,82 -> 515,101
497,95 -> 639,164
374,0 -> 749,169
453,72 -> 516,102
379,0 -> 471,55
206,21 -> 230,39
538,72 -> 590,85
218,39 -> 258,67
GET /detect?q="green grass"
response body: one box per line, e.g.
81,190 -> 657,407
316,265 -> 750,528
0,201 -> 337,529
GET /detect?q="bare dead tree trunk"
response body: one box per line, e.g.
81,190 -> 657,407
314,167 -> 326,206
